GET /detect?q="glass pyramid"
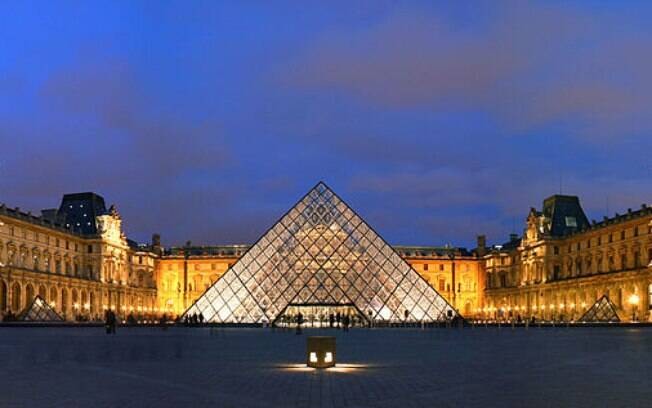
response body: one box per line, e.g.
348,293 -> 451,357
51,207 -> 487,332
19,295 -> 64,322
578,295 -> 620,323
184,182 -> 457,324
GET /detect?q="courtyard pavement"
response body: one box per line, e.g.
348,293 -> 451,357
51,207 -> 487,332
0,326 -> 651,407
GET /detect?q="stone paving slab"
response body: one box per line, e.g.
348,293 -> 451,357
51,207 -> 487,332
0,326 -> 651,407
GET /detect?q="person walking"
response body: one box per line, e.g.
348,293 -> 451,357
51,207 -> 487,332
296,312 -> 303,335
104,309 -> 111,335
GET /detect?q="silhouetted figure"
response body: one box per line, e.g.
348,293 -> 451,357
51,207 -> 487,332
329,313 -> 334,328
336,312 -> 341,329
199,313 -> 204,325
343,314 -> 350,331
105,310 -> 117,334
296,312 -> 303,335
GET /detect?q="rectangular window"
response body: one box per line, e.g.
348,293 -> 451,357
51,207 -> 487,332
621,254 -> 627,269
87,245 -> 93,253
423,264 -> 428,271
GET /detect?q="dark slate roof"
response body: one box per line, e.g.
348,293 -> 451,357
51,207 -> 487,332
391,245 -> 473,258
57,192 -> 107,235
165,245 -> 251,257
542,195 -> 590,237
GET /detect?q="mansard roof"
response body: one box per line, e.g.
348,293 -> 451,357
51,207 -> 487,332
57,192 -> 108,235
542,195 -> 590,237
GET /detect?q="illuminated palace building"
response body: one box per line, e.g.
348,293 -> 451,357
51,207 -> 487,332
0,184 -> 650,323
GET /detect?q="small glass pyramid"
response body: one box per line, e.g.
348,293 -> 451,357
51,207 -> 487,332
19,295 -> 64,322
578,295 -> 620,323
184,182 -> 457,324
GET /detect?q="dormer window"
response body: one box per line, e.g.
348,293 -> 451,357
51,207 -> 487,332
565,216 -> 577,227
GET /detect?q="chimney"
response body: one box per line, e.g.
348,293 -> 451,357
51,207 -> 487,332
476,235 -> 487,257
151,233 -> 162,255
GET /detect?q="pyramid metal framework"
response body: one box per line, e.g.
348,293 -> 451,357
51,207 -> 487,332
184,182 -> 458,324
578,295 -> 620,323
19,295 -> 64,322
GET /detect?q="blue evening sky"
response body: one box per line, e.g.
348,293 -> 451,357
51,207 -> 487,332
1,1 -> 651,248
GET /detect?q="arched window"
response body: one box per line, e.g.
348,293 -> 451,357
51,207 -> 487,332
61,288 -> 68,313
25,284 -> 34,308
0,281 -> 7,311
11,283 -> 21,312
50,287 -> 58,309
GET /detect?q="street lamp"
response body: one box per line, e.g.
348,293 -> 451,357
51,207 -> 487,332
628,293 -> 640,322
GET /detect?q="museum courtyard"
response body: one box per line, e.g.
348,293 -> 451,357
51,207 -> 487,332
0,326 -> 650,407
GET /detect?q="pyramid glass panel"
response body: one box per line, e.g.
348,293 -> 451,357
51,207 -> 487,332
19,295 -> 64,322
184,182 -> 457,324
578,295 -> 621,323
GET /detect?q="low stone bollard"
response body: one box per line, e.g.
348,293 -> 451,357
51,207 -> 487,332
307,336 -> 336,368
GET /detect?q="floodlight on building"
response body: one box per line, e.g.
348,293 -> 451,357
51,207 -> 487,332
628,294 -> 640,306
83,303 -> 90,310
629,294 -> 640,322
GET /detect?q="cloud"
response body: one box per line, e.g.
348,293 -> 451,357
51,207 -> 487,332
279,3 -> 652,141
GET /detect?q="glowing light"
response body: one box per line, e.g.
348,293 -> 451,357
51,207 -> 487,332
309,352 -> 317,363
324,352 -> 333,363
628,294 -> 640,306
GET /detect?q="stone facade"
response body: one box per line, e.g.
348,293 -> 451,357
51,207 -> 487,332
2,190 -> 650,323
0,198 -> 157,321
483,196 -> 652,322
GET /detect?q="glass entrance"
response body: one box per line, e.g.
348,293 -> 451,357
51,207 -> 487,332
276,303 -> 368,328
